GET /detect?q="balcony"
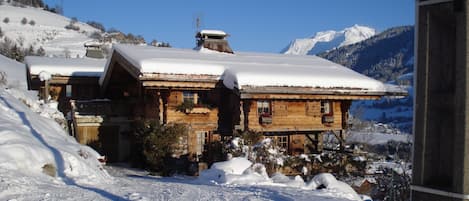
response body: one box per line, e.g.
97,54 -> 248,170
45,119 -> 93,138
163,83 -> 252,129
259,113 -> 273,125
322,115 -> 334,124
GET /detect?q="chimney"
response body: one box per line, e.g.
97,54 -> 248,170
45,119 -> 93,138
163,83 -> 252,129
196,30 -> 234,54
84,42 -> 104,59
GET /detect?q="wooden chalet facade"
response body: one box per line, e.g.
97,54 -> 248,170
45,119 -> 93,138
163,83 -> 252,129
26,31 -> 404,165
25,56 -> 105,114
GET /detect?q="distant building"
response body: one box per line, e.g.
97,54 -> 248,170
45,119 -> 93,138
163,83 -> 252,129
26,30 -> 404,166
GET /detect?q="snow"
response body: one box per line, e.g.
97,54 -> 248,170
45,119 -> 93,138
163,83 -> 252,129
25,56 -> 106,77
0,88 -> 110,185
199,29 -> 227,36
198,157 -> 363,200
38,70 -> 51,81
0,53 -> 27,89
283,24 -> 376,55
306,173 -> 362,201
347,131 -> 412,145
104,44 -> 389,94
0,5 -> 101,57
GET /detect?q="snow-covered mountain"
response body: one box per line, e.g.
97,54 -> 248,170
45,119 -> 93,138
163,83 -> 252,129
0,4 -> 101,57
282,25 -> 376,55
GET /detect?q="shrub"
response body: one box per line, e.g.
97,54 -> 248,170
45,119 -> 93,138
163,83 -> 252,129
64,17 -> 80,31
89,31 -> 102,40
21,17 -> 27,25
86,21 -> 105,32
29,20 -> 35,26
132,121 -> 188,175
3,17 -> 9,23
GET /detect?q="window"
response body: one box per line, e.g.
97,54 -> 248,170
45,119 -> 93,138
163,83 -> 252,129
66,85 -> 72,98
183,91 -> 195,104
196,131 -> 209,155
321,101 -> 332,115
257,100 -> 271,115
183,91 -> 210,106
274,136 -> 288,149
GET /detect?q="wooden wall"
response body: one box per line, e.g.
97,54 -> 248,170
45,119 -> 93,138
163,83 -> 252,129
29,76 -> 100,114
244,100 -> 344,132
166,91 -> 219,156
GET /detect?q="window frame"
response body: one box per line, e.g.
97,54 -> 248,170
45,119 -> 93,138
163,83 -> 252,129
257,100 -> 272,116
320,100 -> 333,115
65,84 -> 72,98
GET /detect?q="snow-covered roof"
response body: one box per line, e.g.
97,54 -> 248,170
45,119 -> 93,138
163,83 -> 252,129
0,54 -> 27,90
102,44 -> 391,95
25,56 -> 106,77
199,30 -> 228,36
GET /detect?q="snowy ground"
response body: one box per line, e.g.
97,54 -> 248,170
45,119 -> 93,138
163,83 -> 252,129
1,164 -> 360,201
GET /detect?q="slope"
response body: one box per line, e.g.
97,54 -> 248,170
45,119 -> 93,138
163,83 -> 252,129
318,26 -> 414,133
0,4 -> 100,57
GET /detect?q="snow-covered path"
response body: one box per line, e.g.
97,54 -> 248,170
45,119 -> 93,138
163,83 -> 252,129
0,164 -> 354,201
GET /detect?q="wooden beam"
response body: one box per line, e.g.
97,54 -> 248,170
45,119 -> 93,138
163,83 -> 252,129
142,80 -> 216,89
240,93 -> 382,100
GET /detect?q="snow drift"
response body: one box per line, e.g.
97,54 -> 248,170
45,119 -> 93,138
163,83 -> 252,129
0,88 -> 110,185
199,157 -> 362,201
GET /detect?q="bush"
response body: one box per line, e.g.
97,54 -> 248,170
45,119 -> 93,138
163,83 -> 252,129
65,17 -> 80,31
89,31 -> 102,40
28,20 -> 35,26
3,17 -> 9,23
86,21 -> 105,32
132,121 -> 188,175
21,17 -> 27,25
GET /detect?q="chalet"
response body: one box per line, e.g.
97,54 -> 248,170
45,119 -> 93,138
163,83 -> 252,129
26,30 -> 404,164
25,56 -> 106,114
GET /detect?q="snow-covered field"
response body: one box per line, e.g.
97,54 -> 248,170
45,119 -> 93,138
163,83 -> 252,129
0,4 -> 99,57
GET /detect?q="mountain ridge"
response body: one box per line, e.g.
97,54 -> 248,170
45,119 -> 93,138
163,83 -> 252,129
282,24 -> 376,55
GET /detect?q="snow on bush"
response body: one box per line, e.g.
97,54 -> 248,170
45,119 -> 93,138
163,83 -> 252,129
271,173 -> 305,188
0,88 -> 110,185
305,173 -> 362,201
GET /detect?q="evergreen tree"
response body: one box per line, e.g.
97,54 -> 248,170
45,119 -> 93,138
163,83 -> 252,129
21,17 -> 27,25
36,46 -> 45,56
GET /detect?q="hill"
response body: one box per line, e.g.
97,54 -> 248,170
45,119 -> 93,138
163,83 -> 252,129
318,26 -> 414,133
318,26 -> 414,82
0,4 -> 101,58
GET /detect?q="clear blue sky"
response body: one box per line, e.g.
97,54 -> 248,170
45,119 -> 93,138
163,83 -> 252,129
44,0 -> 414,53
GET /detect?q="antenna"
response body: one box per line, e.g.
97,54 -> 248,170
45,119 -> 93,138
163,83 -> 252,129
193,13 -> 204,32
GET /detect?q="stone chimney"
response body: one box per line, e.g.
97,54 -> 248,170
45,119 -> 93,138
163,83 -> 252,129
196,30 -> 234,54
84,42 -> 104,59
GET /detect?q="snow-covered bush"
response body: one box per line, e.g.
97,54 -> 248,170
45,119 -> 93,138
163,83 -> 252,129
3,17 -> 9,23
21,17 -> 27,25
224,131 -> 287,175
28,19 -> 35,26
198,157 -> 272,185
305,173 -> 362,201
